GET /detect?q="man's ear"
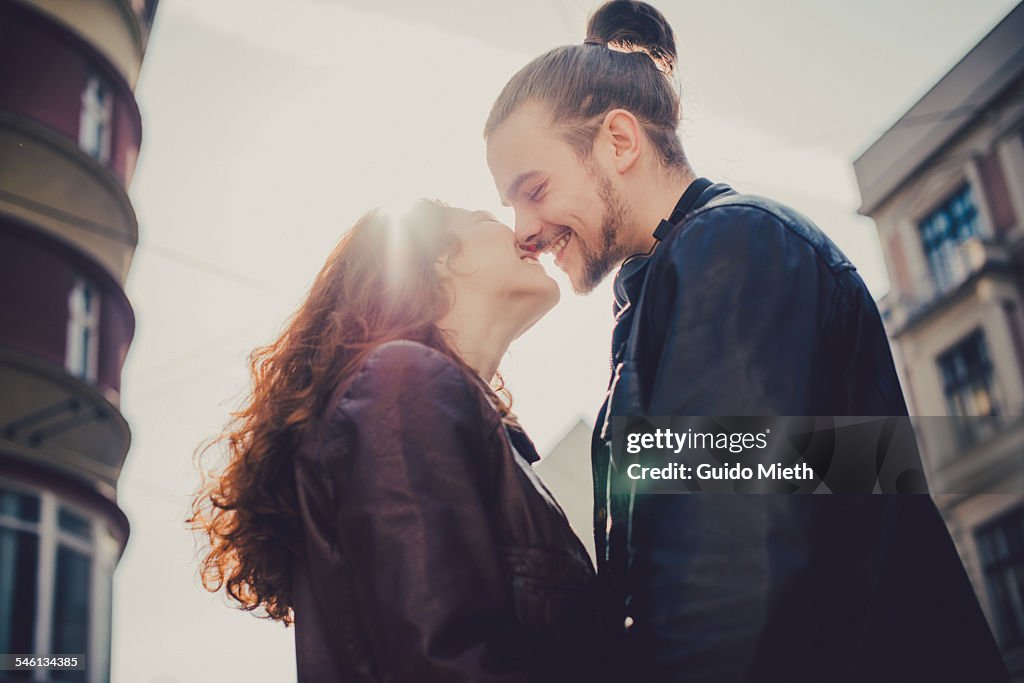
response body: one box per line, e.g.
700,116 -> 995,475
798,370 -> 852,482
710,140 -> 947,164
600,109 -> 643,175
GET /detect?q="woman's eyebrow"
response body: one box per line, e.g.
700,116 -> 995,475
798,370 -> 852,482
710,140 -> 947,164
471,210 -> 498,223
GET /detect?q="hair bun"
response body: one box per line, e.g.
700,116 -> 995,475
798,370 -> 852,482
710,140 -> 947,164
585,1 -> 677,75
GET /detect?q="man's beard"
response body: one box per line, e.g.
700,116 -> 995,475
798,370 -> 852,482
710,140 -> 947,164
573,173 -> 629,294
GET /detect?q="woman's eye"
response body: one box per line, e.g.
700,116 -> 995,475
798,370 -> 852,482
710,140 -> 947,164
529,185 -> 545,202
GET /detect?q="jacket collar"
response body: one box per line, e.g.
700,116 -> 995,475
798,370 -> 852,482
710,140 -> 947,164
613,176 -> 718,313
505,424 -> 541,463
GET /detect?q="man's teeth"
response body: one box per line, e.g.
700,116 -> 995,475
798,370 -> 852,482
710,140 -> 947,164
549,233 -> 570,256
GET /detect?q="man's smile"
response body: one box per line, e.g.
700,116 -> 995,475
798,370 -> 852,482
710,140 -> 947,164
524,227 -> 573,264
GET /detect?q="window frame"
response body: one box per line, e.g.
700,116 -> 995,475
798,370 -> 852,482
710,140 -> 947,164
975,505 -> 1024,649
65,278 -> 101,385
78,76 -> 113,166
936,327 -> 1002,447
917,182 -> 981,292
0,480 -> 117,683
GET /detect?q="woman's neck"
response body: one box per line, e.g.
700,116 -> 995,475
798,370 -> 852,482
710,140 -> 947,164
436,302 -> 521,382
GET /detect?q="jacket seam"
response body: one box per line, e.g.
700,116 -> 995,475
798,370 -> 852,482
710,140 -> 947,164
671,200 -> 856,288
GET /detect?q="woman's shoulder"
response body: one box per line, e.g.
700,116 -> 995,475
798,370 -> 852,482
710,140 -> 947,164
352,340 -> 468,391
360,339 -> 461,374
329,340 -> 481,419
317,340 -> 500,466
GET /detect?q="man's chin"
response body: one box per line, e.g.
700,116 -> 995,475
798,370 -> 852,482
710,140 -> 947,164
567,270 -> 600,295
564,258 -> 615,295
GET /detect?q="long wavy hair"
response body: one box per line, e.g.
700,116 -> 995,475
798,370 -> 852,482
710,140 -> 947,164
187,200 -> 513,625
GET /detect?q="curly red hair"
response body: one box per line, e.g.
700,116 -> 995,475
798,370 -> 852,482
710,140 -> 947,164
188,201 -> 513,624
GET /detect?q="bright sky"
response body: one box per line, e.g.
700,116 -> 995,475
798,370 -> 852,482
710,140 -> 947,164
114,1 -> 1020,681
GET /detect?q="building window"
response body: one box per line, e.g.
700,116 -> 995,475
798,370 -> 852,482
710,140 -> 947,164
66,279 -> 101,384
919,183 -> 980,291
976,506 -> 1024,649
0,487 -> 40,664
938,328 -> 1001,446
51,547 -> 90,682
0,482 -> 117,682
79,76 -> 112,165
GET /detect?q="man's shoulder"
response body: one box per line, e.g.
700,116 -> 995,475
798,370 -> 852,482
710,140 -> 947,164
664,189 -> 853,275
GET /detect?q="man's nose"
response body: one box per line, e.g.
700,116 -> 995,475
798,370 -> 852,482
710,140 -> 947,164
513,210 -> 543,250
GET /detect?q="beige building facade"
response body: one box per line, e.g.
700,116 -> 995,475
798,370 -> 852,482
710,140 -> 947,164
855,3 -> 1024,676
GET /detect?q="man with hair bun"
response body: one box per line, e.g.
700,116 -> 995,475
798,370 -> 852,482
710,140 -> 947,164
485,1 -> 1008,681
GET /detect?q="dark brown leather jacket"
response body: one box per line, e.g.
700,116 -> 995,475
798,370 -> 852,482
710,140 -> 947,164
291,340 -> 598,682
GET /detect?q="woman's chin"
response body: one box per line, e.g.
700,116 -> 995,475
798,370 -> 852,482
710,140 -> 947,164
514,289 -> 560,339
537,279 -> 561,314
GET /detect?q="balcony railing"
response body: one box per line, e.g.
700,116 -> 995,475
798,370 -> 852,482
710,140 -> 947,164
881,237 -> 1011,334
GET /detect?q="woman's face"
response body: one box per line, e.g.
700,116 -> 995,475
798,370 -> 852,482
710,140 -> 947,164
440,207 -> 560,336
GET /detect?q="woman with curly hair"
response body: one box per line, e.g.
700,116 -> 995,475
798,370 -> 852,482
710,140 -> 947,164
188,200 -> 598,682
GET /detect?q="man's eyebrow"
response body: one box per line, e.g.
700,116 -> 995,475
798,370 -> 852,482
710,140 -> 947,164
501,170 -> 541,207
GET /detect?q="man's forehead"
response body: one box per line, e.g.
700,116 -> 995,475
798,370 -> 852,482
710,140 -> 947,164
487,102 -> 560,166
487,103 -> 570,205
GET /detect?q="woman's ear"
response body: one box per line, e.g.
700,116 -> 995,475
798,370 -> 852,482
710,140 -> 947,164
434,254 -> 454,282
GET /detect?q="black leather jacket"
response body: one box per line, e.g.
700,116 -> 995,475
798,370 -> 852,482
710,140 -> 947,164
592,181 -> 1009,682
292,341 -> 598,682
